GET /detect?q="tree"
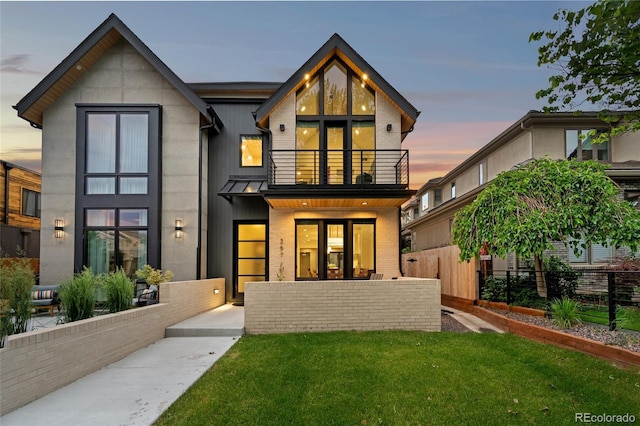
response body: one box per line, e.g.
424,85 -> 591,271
451,157 -> 640,297
530,0 -> 640,142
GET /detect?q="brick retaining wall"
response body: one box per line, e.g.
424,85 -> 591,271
0,278 -> 225,415
245,278 -> 441,334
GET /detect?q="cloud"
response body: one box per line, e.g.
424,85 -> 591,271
0,54 -> 41,75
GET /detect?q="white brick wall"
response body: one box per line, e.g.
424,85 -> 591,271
0,278 -> 225,415
245,278 -> 441,334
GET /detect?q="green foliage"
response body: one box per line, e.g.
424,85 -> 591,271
135,264 -> 174,286
551,297 -> 582,329
102,269 -> 134,313
156,332 -> 640,425
481,273 -> 547,309
543,256 -> 580,299
0,259 -> 35,345
530,0 -> 640,140
452,158 -> 640,263
616,306 -> 640,331
59,268 -> 98,322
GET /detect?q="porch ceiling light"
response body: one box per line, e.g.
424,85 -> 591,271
175,219 -> 183,238
54,219 -> 64,238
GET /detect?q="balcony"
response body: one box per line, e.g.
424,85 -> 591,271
268,149 -> 410,189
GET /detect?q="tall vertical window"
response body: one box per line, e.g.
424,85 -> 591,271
421,193 -> 429,211
479,162 -> 485,185
76,105 -> 161,274
434,189 -> 442,207
22,189 -> 41,217
240,135 -> 263,167
565,129 -> 609,161
86,113 -> 149,195
295,56 -> 375,186
451,181 -> 456,199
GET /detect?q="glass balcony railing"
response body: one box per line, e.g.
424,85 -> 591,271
268,149 -> 409,188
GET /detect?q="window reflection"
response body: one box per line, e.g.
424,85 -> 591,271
324,60 -> 347,115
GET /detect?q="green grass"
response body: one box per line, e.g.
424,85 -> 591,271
155,332 -> 640,425
579,306 -> 640,331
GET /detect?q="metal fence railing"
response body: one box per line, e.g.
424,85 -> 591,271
478,269 -> 640,331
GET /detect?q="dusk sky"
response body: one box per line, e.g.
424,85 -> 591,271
0,1 -> 589,189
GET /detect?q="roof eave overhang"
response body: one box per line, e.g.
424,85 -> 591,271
261,188 -> 416,209
15,13 -> 213,127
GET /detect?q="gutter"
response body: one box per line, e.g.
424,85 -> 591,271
2,161 -> 14,225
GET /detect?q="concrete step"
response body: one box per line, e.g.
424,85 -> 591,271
164,303 -> 245,338
165,326 -> 244,337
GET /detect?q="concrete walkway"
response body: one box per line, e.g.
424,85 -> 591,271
1,304 -> 244,426
442,306 -> 505,333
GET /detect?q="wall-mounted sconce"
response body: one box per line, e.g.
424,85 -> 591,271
279,124 -> 285,132
54,219 -> 64,238
386,124 -> 393,132
175,219 -> 183,238
214,288 -> 220,294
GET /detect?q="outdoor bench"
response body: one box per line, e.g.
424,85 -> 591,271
31,285 -> 61,316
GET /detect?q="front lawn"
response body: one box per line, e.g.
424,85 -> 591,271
156,332 -> 640,425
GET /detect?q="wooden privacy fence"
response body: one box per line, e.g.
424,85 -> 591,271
402,246 -> 477,310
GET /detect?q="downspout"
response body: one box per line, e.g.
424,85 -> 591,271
2,161 -> 14,225
198,116 -> 217,280
398,207 -> 404,276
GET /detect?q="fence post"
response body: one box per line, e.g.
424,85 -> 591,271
506,271 -> 511,305
608,272 -> 616,331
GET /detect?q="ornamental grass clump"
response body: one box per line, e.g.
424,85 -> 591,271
551,297 -> 582,329
59,267 -> 98,322
0,259 -> 35,346
103,269 -> 134,313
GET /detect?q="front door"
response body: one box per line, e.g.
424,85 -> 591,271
234,222 -> 267,300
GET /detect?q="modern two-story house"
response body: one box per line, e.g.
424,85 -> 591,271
15,14 -> 419,303
403,110 -> 640,270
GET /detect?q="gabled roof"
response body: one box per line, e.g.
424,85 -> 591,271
14,13 -> 213,128
254,33 -> 419,136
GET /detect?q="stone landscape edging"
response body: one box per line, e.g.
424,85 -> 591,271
472,305 -> 640,368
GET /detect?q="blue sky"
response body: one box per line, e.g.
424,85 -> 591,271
0,0 -> 588,187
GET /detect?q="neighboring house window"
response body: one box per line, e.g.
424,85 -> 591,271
565,129 -> 609,161
421,193 -> 429,211
22,189 -> 41,218
451,182 -> 456,199
75,105 -> 161,275
240,135 -> 263,167
295,57 -> 375,185
479,162 -> 485,185
569,239 -> 613,264
295,219 -> 375,280
434,189 -> 442,207
84,208 -> 148,276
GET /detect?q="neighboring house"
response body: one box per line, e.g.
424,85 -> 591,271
14,14 -> 419,302
0,160 -> 41,258
403,110 -> 640,269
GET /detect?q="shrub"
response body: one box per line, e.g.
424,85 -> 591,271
544,256 -> 580,299
103,269 -> 134,313
59,268 -> 98,322
551,297 -> 582,329
481,275 -> 507,302
0,259 -> 35,346
135,264 -> 174,286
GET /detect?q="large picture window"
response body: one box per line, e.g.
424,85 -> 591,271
295,57 -> 376,186
295,219 -> 375,280
75,105 -> 161,274
565,129 -> 609,161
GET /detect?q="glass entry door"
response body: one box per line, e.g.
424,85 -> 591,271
325,124 -> 345,184
326,223 -> 344,279
235,222 -> 266,299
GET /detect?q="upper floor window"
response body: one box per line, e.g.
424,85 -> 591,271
565,129 -> 609,161
240,135 -> 263,167
421,193 -> 429,211
479,162 -> 485,185
85,112 -> 149,195
22,189 -> 41,218
451,181 -> 456,199
434,189 -> 442,207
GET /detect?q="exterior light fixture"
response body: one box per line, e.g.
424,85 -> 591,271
279,124 -> 285,132
54,219 -> 64,238
214,288 -> 220,294
386,124 -> 392,132
175,219 -> 183,238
